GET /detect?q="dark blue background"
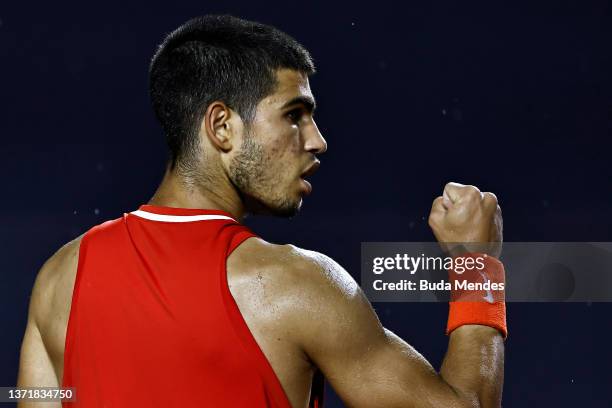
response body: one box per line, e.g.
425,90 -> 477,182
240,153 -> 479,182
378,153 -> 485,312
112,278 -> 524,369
1,1 -> 611,406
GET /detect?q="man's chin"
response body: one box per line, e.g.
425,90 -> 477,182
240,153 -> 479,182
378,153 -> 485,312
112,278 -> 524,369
276,199 -> 303,218
244,195 -> 302,218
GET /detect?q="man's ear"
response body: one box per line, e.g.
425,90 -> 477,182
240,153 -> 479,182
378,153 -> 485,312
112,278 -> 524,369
201,101 -> 235,152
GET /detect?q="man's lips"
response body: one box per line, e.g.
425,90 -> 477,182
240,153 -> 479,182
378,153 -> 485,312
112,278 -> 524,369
299,160 -> 320,195
301,160 -> 321,179
300,179 -> 312,195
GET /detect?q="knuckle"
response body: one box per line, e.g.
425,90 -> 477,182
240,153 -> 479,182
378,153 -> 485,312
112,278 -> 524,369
483,191 -> 498,203
427,215 -> 435,228
428,213 -> 440,228
483,192 -> 498,208
464,186 -> 481,201
445,181 -> 462,188
466,184 -> 481,194
430,196 -> 445,213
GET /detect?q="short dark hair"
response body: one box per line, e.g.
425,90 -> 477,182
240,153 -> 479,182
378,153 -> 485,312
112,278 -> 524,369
149,15 -> 315,170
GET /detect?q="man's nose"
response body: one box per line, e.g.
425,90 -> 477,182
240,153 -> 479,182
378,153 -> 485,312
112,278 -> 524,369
304,121 -> 327,154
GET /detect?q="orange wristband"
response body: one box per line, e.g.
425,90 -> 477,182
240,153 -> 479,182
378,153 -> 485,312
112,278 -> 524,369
445,254 -> 508,339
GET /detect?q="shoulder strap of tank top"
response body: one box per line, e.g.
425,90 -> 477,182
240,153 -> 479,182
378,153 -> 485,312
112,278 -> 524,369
226,224 -> 258,255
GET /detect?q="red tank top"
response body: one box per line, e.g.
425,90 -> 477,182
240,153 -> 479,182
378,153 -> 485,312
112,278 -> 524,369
62,204 -> 323,407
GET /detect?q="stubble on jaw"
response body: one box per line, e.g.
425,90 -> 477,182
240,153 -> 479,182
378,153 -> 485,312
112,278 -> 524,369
229,135 -> 300,217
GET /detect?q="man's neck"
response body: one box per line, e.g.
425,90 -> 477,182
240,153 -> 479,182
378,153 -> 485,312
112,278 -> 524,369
147,167 -> 246,222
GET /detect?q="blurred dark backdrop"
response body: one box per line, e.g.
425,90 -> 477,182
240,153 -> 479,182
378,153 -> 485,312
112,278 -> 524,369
1,1 -> 611,406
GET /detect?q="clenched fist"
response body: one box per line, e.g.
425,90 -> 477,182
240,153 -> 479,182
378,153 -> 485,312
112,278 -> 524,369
428,182 -> 503,258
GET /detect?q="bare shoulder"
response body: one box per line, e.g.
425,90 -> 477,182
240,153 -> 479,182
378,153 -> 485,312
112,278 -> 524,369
30,235 -> 83,354
31,236 -> 82,308
230,237 -> 361,303
227,239 -> 367,405
228,238 -> 372,346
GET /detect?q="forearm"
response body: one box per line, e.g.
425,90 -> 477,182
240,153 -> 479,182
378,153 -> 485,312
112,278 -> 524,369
440,324 -> 505,408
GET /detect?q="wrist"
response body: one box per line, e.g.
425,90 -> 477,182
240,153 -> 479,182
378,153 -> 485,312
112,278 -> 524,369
446,254 -> 508,339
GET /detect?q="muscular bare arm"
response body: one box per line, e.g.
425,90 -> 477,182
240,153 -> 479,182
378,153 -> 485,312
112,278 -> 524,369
285,248 -> 503,408
282,182 -> 504,407
17,237 -> 82,407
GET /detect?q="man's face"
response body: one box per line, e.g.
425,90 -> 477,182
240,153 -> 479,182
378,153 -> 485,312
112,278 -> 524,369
229,69 -> 327,217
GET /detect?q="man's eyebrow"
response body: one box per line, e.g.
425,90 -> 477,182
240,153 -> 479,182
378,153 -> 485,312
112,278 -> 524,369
280,95 -> 317,113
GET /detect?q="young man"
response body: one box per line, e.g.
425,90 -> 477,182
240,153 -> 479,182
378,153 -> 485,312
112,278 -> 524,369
18,15 -> 506,407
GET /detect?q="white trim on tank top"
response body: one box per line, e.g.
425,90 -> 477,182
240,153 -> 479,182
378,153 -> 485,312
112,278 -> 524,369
129,210 -> 236,223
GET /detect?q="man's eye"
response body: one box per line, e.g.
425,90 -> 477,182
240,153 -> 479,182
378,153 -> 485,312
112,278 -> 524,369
287,109 -> 303,123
